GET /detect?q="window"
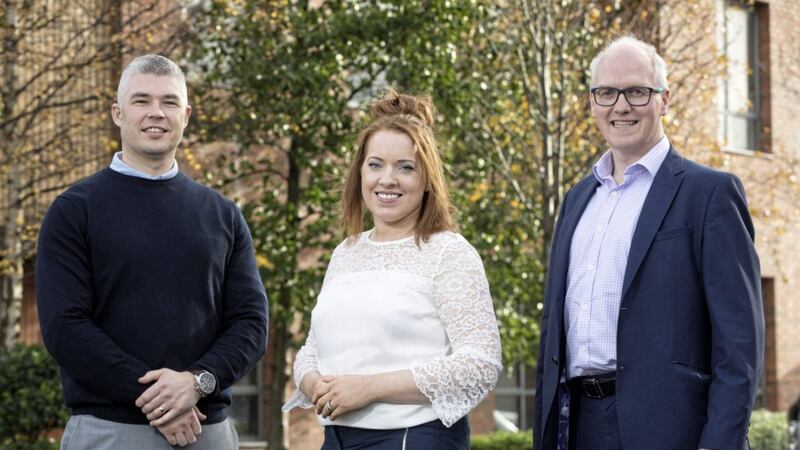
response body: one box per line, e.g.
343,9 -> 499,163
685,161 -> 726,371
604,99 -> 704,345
494,364 -> 536,431
716,0 -> 770,152
230,366 -> 262,440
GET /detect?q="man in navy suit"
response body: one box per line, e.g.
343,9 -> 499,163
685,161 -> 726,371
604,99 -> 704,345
533,36 -> 764,450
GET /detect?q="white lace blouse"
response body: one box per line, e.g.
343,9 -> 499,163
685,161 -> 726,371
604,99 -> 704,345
281,230 -> 502,429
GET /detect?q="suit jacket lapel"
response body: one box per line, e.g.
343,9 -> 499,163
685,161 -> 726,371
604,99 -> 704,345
621,147 -> 685,301
551,176 -> 599,310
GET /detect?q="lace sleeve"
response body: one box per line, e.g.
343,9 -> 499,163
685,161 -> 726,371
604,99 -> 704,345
281,328 -> 319,412
410,237 -> 503,426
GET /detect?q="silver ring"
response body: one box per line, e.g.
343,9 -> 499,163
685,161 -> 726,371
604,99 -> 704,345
325,400 -> 334,414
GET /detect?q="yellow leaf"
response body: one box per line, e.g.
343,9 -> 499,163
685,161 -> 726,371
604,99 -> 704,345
256,254 -> 274,270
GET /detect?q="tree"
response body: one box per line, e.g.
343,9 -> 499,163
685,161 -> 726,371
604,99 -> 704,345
183,1 -> 479,447
0,0 -> 184,349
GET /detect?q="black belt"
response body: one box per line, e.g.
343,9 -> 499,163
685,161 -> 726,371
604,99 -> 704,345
568,372 -> 616,399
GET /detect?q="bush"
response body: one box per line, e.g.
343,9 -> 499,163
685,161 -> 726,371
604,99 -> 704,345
749,408 -> 789,450
0,344 -> 68,448
471,431 -> 533,450
0,440 -> 60,450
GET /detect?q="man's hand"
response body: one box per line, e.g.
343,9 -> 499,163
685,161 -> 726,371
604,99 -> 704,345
136,368 -> 201,427
314,375 -> 375,420
157,406 -> 207,447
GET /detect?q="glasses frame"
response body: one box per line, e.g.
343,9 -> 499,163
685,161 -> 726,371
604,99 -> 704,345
590,86 -> 667,107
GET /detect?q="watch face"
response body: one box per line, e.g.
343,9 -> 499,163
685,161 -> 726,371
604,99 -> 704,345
197,372 -> 216,394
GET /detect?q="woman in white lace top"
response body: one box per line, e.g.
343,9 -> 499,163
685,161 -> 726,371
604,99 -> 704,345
282,89 -> 502,449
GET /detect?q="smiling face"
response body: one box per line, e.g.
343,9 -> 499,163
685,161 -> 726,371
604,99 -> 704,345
590,44 -> 669,158
360,129 -> 426,240
111,73 -> 191,172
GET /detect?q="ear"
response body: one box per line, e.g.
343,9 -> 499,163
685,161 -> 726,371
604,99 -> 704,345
111,103 -> 122,127
660,89 -> 670,116
184,104 -> 192,126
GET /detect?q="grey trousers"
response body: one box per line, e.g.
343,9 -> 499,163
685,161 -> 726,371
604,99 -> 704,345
60,415 -> 239,450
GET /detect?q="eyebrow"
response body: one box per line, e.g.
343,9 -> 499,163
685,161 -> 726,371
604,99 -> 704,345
129,92 -> 182,101
367,156 -> 416,164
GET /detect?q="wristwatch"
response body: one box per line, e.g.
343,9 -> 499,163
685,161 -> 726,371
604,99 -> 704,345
191,370 -> 216,398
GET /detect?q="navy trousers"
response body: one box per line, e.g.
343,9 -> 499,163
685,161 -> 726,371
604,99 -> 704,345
321,417 -> 469,450
568,384 -> 623,450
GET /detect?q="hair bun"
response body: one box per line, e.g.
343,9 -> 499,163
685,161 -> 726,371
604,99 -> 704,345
369,88 -> 436,128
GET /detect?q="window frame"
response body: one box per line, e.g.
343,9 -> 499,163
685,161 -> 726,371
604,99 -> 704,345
230,364 -> 263,441
717,0 -> 764,153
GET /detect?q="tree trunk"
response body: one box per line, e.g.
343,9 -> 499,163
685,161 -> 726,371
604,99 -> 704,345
264,139 -> 302,449
537,24 -> 556,270
0,0 -> 22,350
263,316 -> 290,450
0,172 -> 23,349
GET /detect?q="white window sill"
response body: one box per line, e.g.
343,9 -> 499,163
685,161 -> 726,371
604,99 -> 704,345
721,147 -> 772,159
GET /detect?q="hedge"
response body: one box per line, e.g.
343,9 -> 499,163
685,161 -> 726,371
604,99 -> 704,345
472,430 -> 533,450
0,344 -> 68,449
471,408 -> 789,450
749,409 -> 789,450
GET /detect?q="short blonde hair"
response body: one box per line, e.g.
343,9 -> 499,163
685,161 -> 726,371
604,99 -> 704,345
341,89 -> 455,245
589,35 -> 669,89
117,54 -> 187,104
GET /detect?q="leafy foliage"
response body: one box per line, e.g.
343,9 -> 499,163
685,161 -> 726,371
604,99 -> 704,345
471,430 -> 533,450
0,441 -> 60,450
749,409 -> 789,450
0,345 -> 67,446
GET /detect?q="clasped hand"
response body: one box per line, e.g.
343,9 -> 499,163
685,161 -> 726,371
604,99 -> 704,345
312,374 -> 373,420
136,368 -> 204,447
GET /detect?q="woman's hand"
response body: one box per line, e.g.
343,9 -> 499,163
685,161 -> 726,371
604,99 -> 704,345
314,375 -> 375,420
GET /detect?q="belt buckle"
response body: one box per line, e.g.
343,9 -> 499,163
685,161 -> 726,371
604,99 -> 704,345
583,378 -> 604,399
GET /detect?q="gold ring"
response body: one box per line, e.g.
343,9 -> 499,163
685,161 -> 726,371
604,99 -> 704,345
157,405 -> 166,415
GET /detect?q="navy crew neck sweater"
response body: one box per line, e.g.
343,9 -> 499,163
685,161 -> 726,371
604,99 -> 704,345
36,168 -> 268,424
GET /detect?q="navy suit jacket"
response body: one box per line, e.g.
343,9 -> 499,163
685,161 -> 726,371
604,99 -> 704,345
534,148 -> 764,450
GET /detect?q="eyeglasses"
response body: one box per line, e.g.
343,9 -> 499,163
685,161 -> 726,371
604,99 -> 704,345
590,86 -> 666,107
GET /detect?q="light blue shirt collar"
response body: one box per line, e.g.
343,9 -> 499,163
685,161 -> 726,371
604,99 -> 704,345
592,136 -> 671,183
109,151 -> 179,180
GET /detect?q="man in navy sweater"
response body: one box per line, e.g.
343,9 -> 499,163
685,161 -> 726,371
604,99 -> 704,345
36,55 -> 269,449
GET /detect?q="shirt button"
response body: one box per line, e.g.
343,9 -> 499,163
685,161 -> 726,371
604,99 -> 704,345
596,226 -> 603,232
611,191 -> 619,197
581,303 -> 588,311
587,264 -> 595,271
